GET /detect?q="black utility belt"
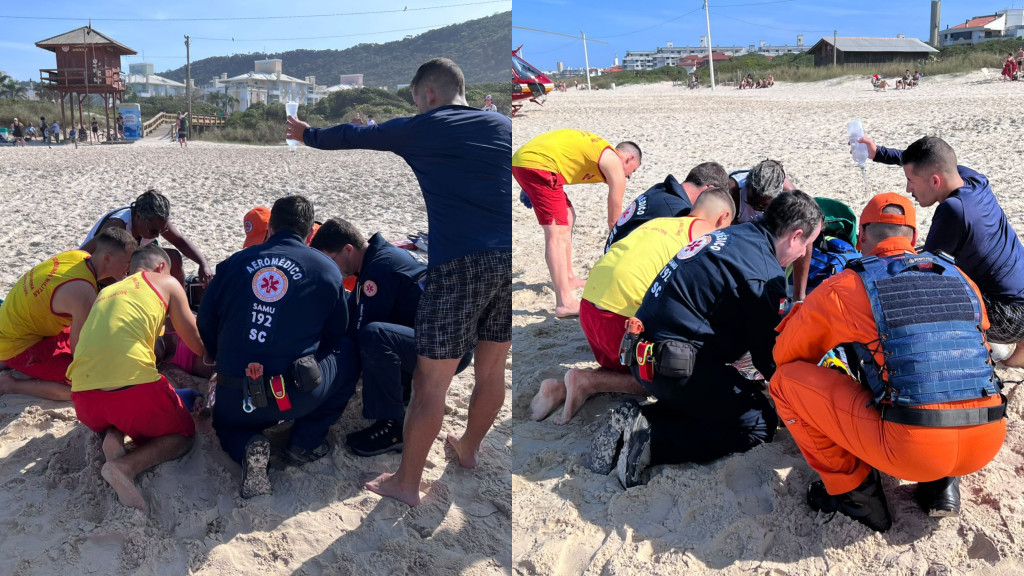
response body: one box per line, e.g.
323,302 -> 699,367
218,355 -> 322,412
880,394 -> 1007,427
620,332 -> 697,382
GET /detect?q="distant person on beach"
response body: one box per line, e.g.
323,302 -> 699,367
116,113 -> 124,139
1002,54 -> 1017,81
177,113 -> 188,148
0,228 -> 136,401
67,244 -> 206,512
287,57 -> 511,506
10,118 -> 24,146
198,195 -> 352,498
605,162 -> 729,252
91,118 -> 99,143
366,115 -> 376,126
81,189 -> 214,287
513,129 -> 642,317
857,135 -> 1024,367
587,191 -> 822,488
482,95 -> 497,112
25,124 -> 35,140
68,126 -> 78,149
39,117 -> 46,142
530,188 -> 735,425
51,120 -> 59,143
771,193 -> 1006,532
352,113 -> 365,126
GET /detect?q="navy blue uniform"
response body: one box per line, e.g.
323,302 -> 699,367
349,233 -> 425,336
198,231 -> 353,463
632,223 -> 785,464
873,147 -> 1024,305
303,105 -> 512,268
605,174 -> 692,252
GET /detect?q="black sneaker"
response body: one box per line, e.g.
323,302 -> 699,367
240,435 -> 271,499
346,419 -> 403,457
807,469 -> 892,532
281,441 -> 330,466
587,399 -> 641,475
614,407 -> 652,489
915,476 -> 960,517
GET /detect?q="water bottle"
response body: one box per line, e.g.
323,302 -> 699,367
847,119 -> 869,168
285,102 -> 299,147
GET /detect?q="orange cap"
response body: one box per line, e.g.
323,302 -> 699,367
243,206 -> 270,248
860,192 -> 916,228
305,221 -> 321,246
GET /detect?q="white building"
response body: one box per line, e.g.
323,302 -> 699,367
940,9 -> 1024,46
202,59 -> 312,112
623,36 -> 809,71
125,62 -> 186,98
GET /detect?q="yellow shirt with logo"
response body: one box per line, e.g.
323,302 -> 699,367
67,272 -> 167,392
512,129 -> 612,185
0,251 -> 98,360
583,217 -> 701,317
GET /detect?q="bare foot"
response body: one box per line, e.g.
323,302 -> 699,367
102,429 -> 127,462
446,432 -> 479,469
555,302 -> 580,318
553,368 -> 590,425
529,378 -> 567,421
364,472 -> 423,507
101,461 -> 147,511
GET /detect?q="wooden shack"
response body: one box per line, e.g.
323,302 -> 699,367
36,26 -> 137,141
806,37 -> 938,67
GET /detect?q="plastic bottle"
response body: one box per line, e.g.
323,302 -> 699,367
285,102 -> 299,147
847,119 -> 869,168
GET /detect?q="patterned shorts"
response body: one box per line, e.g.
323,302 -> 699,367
984,296 -> 1024,344
416,250 -> 511,359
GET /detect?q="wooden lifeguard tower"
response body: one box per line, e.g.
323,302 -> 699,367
36,26 -> 136,141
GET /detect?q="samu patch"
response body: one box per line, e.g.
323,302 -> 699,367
362,280 -> 378,297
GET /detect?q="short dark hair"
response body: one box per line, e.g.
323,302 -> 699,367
684,161 -> 729,191
862,205 -> 915,244
269,195 -> 314,238
132,189 -> 171,221
692,185 -> 735,218
130,244 -> 170,271
94,226 -> 138,255
900,136 -> 957,177
410,58 -> 466,101
309,218 -> 366,253
763,189 -> 823,240
615,141 -> 642,164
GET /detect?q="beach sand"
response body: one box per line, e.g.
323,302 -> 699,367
512,72 -> 1024,575
0,136 -> 511,575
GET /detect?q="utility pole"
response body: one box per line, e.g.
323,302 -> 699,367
705,0 -> 716,90
833,30 -> 837,67
185,35 -> 192,138
581,30 -> 592,92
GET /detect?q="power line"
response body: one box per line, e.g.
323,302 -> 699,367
713,0 -> 795,7
593,6 -> 704,40
194,23 -> 454,42
0,1 -> 509,22
712,12 -> 832,34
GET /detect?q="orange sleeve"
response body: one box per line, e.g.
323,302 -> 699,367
773,270 -> 879,367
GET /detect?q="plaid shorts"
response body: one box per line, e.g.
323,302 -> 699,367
416,250 -> 511,359
984,296 -> 1024,344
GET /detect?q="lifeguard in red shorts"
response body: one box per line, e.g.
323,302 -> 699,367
0,228 -> 136,401
770,192 -> 1006,533
68,244 -> 207,511
513,129 -> 641,317
529,187 -> 735,425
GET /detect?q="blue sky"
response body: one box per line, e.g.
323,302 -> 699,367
0,0 -> 511,81
513,1 -> 1022,70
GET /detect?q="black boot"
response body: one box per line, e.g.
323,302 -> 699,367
915,476 -> 960,517
807,469 -> 892,532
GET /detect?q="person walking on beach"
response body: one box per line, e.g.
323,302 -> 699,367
513,129 -> 642,317
67,244 -> 206,511
287,57 -> 511,506
177,113 -> 188,148
856,134 -> 1024,368
91,118 -> 99,143
10,118 -> 25,146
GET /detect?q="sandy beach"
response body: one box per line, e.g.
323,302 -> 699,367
512,72 -> 1024,575
0,136 -> 511,575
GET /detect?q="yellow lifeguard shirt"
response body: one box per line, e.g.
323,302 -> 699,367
0,250 -> 98,360
582,217 -> 701,317
512,129 -> 612,185
67,272 -> 167,392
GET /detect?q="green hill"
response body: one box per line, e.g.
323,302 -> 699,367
160,12 -> 510,88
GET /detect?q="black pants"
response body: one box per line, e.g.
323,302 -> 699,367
632,361 -> 778,465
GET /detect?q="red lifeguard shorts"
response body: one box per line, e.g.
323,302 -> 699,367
513,166 -> 573,226
580,298 -> 630,372
72,376 -> 195,441
2,327 -> 73,383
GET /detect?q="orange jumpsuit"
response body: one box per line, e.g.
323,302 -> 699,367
770,237 -> 1006,495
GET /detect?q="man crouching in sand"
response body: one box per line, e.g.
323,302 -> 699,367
67,244 -> 206,511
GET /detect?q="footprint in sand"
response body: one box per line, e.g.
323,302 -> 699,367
723,460 -> 774,516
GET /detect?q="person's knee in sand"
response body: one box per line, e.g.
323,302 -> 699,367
532,187 -> 736,424
68,244 -> 207,511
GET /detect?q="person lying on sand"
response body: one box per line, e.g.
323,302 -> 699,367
0,229 -> 135,401
530,188 -> 734,425
67,244 -> 206,512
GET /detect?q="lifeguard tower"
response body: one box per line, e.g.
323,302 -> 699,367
36,25 -> 136,142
